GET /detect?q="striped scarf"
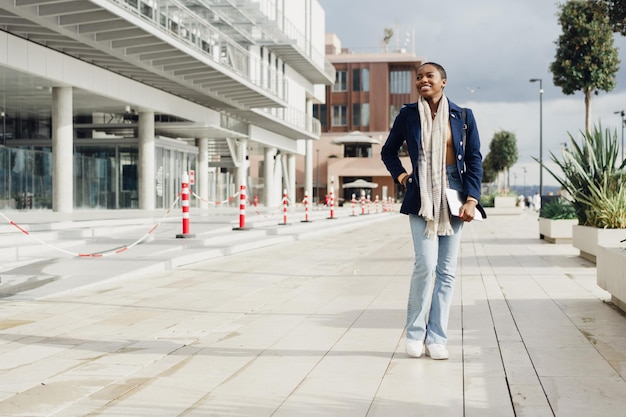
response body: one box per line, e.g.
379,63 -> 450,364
417,95 -> 453,238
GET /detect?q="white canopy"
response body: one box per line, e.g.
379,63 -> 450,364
342,179 -> 379,189
331,131 -> 380,145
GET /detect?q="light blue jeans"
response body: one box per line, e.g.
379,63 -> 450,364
406,164 -> 464,345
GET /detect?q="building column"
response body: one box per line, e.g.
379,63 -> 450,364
287,153 -> 296,204
196,138 -> 209,209
304,140 -> 313,201
264,146 -> 276,207
235,138 -> 248,197
52,86 -> 73,213
138,111 -> 155,210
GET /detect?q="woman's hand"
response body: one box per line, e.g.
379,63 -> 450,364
459,200 -> 477,222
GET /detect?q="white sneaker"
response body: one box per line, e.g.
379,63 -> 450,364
425,343 -> 449,360
406,339 -> 424,358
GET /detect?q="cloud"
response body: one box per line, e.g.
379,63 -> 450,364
319,0 -> 626,189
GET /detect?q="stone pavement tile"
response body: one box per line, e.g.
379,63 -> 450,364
592,334 -> 626,362
57,345 -> 205,416
466,213 -> 626,414
0,375 -> 117,417
517,324 -> 591,348
2,211 -> 626,416
369,357 -> 464,417
463,346 -> 506,378
0,343 -> 67,372
527,345 -> 618,378
464,376 -> 515,417
0,358 -> 83,393
514,407 -> 556,417
510,383 -> 552,408
260,376 -> 382,417
541,376 -> 626,417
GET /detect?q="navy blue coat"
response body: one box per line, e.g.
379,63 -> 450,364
381,99 -> 485,217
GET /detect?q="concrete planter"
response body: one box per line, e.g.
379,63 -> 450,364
572,225 -> 625,263
494,196 -> 517,208
597,245 -> 626,312
538,218 -> 577,243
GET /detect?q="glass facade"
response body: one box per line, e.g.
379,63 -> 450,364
0,147 -> 53,209
0,138 -> 197,210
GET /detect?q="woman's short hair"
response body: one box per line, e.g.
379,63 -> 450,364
418,62 -> 447,80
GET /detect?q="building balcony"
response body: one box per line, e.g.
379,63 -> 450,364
229,107 -> 321,140
0,0 -> 287,110
195,0 -> 335,85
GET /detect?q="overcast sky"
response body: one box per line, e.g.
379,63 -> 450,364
317,0 -> 626,190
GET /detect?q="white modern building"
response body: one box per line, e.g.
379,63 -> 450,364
0,0 -> 333,212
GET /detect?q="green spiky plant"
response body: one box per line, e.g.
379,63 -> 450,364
541,197 -> 577,220
540,125 -> 626,228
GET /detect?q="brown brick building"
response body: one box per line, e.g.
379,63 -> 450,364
298,34 -> 423,204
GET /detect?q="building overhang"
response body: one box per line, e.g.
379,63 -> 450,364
228,109 -> 320,141
258,41 -> 335,85
0,0 -> 286,110
154,122 -> 248,140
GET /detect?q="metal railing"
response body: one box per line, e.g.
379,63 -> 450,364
112,0 -> 287,101
255,107 -> 321,136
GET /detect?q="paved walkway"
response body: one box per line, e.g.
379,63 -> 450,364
0,208 -> 625,416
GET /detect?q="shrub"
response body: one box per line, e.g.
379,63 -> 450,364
480,194 -> 495,208
541,197 -> 577,220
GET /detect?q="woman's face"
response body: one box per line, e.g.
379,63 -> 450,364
416,64 -> 446,100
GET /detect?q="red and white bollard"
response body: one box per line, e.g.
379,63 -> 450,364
367,194 -> 371,215
279,189 -> 289,225
374,195 -> 380,213
350,193 -> 357,216
360,191 -> 366,215
327,187 -> 336,219
176,172 -> 195,238
233,185 -> 249,230
301,191 -> 312,222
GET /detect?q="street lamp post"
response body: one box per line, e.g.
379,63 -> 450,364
529,78 -> 543,196
614,110 -> 625,162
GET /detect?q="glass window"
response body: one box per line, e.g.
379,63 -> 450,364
390,70 -> 411,94
390,105 -> 400,128
332,105 -> 347,126
332,70 -> 347,92
352,69 -> 361,91
361,103 -> 370,127
362,68 -> 370,92
352,68 -> 370,92
313,104 -> 327,128
352,103 -> 370,128
352,103 -> 361,126
344,144 -> 372,158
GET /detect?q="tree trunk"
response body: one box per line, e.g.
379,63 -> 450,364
584,88 -> 592,132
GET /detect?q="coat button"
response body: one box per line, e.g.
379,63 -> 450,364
457,154 -> 462,160
460,141 -> 463,146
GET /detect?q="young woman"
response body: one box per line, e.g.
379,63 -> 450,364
381,62 -> 484,359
